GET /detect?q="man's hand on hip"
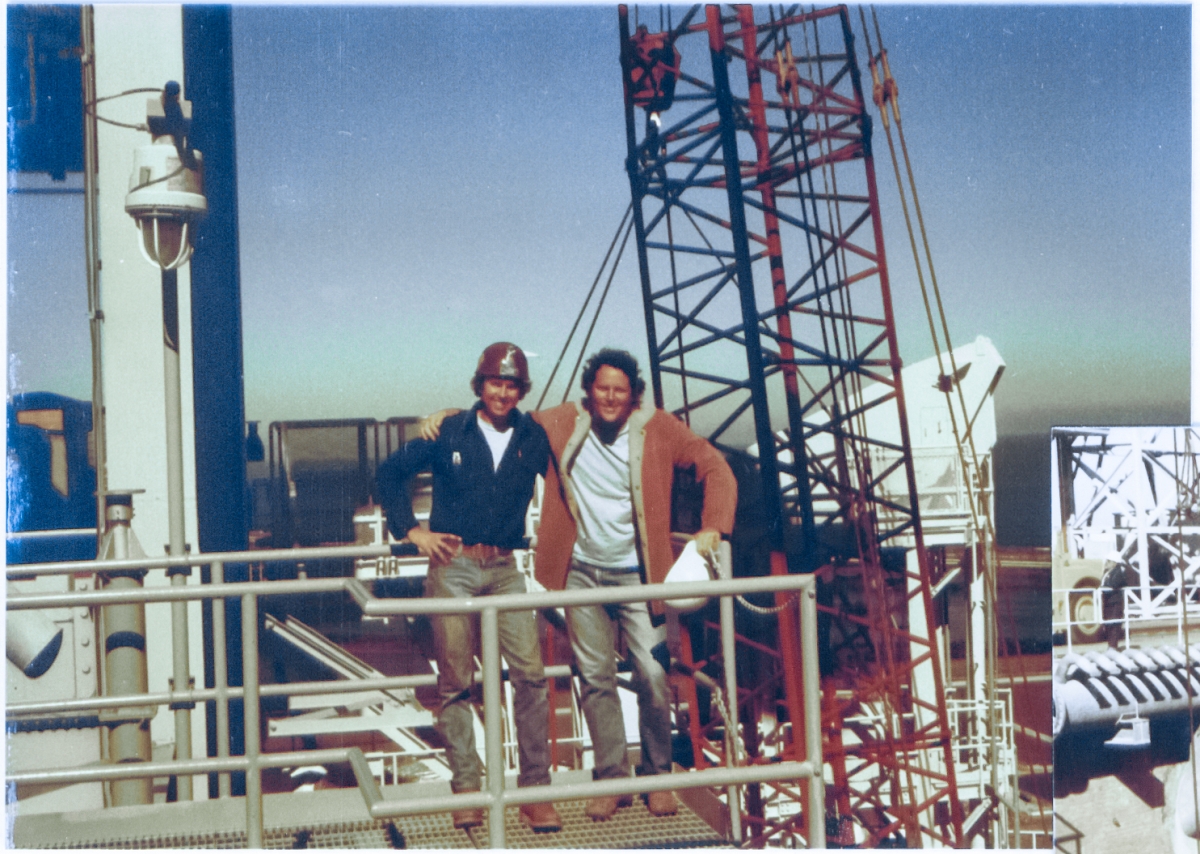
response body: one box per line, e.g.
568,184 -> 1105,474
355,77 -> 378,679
408,527 -> 463,563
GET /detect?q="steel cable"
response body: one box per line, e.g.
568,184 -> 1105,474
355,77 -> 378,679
862,6 -> 1022,841
559,218 -> 637,403
535,204 -> 632,410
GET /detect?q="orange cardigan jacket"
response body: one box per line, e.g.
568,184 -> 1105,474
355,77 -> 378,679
532,401 -> 737,606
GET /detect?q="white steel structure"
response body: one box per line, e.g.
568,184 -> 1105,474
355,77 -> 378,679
747,335 -> 1020,846
1052,426 -> 1200,633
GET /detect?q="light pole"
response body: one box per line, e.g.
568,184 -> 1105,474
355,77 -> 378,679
124,81 -> 206,801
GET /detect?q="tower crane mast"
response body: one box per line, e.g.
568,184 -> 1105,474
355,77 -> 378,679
619,4 -> 965,846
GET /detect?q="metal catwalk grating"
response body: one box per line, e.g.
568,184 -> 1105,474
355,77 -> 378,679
457,796 -> 729,850
32,793 -> 729,849
41,819 -> 403,849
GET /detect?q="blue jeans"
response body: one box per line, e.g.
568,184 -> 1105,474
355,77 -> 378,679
565,558 -> 673,780
424,552 -> 550,792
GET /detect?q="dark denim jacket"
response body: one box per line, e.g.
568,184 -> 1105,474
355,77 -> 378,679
376,403 -> 550,550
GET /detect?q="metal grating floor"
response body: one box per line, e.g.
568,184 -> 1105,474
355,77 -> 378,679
34,797 -> 728,849
41,819 -> 404,849
428,795 -> 727,849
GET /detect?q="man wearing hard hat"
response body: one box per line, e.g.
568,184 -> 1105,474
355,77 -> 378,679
376,342 -> 562,833
420,347 -> 737,821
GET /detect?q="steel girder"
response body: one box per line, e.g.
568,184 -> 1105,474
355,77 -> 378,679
1055,426 -> 1200,619
619,4 -> 963,847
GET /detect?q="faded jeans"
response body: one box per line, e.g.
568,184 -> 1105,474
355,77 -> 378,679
565,558 -> 673,780
424,552 -> 550,792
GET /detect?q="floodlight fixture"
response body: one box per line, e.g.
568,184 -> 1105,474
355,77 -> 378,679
124,81 -> 206,270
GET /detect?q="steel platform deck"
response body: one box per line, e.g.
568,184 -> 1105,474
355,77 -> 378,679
12,770 -> 731,849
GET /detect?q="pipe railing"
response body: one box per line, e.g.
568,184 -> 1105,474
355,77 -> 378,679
1053,579 -> 1200,653
1053,584 -> 1112,654
7,543 -> 824,849
5,541 -> 402,579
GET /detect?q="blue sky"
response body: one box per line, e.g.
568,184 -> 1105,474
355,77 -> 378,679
8,4 -> 1191,439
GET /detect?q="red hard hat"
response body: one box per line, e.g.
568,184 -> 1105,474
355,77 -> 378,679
472,342 -> 531,397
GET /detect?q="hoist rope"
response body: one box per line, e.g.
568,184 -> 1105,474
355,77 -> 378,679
794,7 -> 873,543
789,11 -> 846,428
766,7 -> 859,533
535,204 -> 632,410
663,140 -> 692,424
559,218 -> 637,402
761,8 -> 926,840
772,9 -> 836,428
863,7 -> 985,532
863,6 -> 1026,842
804,8 -> 868,444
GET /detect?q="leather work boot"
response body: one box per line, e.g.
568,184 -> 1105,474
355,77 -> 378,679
451,788 -> 483,830
584,793 -> 634,820
451,807 -> 484,830
646,790 -> 679,816
519,802 -> 563,832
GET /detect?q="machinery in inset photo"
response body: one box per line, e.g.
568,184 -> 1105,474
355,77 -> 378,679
1052,426 -> 1200,854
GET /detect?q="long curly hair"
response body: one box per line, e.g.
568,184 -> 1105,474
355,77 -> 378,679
581,348 -> 646,401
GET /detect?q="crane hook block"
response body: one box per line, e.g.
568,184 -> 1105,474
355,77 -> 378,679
627,25 -> 680,114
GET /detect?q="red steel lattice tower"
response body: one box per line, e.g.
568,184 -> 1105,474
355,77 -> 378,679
619,4 -> 964,847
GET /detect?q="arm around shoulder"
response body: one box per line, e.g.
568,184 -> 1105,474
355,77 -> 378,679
418,408 -> 462,442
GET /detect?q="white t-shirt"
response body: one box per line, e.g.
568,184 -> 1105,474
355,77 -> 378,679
476,412 -> 513,471
570,424 -> 639,568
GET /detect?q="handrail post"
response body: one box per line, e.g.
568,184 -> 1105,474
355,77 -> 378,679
97,493 -> 153,807
1071,589 -> 1077,653
241,592 -> 263,848
1123,587 -> 1131,648
169,576 -> 195,801
1179,572 -> 1186,647
481,605 -> 506,848
212,560 -> 231,798
717,541 -> 743,843
800,579 -> 825,849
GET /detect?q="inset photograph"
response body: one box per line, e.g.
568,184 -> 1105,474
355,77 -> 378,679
1052,426 -> 1200,853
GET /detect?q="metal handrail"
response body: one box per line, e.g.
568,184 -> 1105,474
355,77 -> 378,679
6,527 -> 99,540
7,546 -> 824,849
6,540 -> 396,578
7,666 -> 577,719
1053,580 -> 1200,653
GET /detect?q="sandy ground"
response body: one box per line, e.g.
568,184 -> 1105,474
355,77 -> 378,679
1055,763 -> 1177,853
